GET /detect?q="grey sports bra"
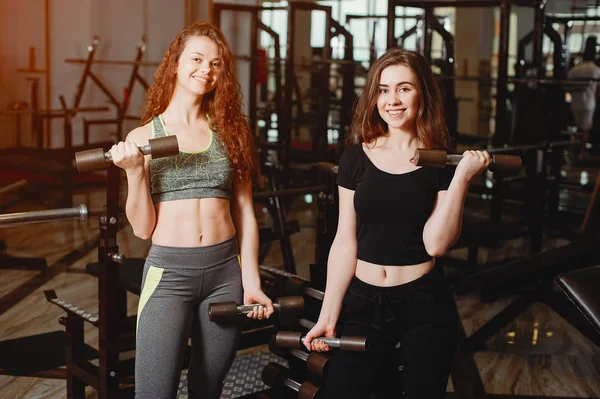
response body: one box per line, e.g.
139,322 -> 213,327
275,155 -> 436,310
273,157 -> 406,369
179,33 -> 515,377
149,115 -> 234,204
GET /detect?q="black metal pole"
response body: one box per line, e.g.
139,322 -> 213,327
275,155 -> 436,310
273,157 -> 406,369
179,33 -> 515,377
249,11 -> 259,138
423,7 -> 434,62
97,164 -> 124,397
492,0 -> 511,147
533,1 -> 545,79
387,0 -> 396,49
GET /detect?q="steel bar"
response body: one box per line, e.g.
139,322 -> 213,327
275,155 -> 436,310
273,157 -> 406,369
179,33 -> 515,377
0,205 -> 88,228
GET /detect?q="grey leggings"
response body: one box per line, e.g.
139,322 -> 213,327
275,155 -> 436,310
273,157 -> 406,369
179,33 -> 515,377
135,236 -> 244,399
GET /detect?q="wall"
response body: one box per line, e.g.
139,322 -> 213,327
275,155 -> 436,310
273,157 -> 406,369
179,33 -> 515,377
454,8 -> 495,136
0,0 -> 46,148
0,0 -> 212,149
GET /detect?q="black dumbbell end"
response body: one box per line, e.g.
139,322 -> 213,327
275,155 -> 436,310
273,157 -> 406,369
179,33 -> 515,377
261,362 -> 285,386
413,148 -> 448,168
275,331 -> 304,349
298,380 -> 323,399
339,336 -> 368,352
490,154 -> 522,174
208,301 -> 238,322
306,352 -> 330,377
276,295 -> 304,312
75,148 -> 108,173
276,296 -> 305,325
149,135 -> 179,159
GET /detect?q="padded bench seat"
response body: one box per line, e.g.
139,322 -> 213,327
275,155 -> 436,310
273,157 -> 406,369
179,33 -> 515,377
556,265 -> 600,338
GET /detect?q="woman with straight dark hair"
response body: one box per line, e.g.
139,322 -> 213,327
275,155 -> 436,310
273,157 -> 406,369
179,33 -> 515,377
304,48 -> 490,398
109,21 -> 273,399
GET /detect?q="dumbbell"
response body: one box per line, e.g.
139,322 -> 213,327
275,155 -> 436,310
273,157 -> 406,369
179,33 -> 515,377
275,330 -> 368,352
262,362 -> 323,399
208,296 -> 304,323
412,148 -> 522,174
74,135 -> 179,172
268,336 -> 331,377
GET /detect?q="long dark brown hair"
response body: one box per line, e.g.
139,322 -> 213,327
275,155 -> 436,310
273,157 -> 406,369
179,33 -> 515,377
348,48 -> 449,150
141,21 -> 259,183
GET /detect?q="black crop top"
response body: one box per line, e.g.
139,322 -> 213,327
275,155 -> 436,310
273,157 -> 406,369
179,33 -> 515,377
336,145 -> 454,266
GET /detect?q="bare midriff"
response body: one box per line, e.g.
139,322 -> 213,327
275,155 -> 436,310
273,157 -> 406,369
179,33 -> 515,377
355,258 -> 435,287
151,198 -> 235,247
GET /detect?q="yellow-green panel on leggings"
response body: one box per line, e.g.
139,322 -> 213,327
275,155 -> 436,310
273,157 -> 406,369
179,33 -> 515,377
137,265 -> 164,335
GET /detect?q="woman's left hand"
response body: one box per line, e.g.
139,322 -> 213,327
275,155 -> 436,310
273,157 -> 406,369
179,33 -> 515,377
243,288 -> 274,320
455,150 -> 491,183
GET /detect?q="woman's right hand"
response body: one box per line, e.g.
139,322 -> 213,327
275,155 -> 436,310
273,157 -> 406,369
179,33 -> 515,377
303,320 -> 337,352
454,150 -> 491,184
109,141 -> 145,173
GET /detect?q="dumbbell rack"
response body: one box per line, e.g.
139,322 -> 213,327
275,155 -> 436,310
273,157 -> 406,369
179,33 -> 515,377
259,271 -> 327,397
260,259 -> 331,394
257,164 -> 339,397
45,164 -> 134,398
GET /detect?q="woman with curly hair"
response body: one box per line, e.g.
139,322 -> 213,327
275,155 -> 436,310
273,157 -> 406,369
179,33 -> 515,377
109,22 -> 273,398
303,48 -> 490,398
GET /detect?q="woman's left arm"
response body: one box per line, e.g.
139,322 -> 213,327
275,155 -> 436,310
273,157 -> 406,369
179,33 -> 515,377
422,150 -> 490,257
231,176 -> 274,319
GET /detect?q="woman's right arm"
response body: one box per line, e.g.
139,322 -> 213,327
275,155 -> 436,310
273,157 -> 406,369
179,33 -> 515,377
110,127 -> 156,240
304,185 -> 357,350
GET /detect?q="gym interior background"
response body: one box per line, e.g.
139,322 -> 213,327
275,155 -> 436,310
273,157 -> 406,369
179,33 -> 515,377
0,0 -> 599,398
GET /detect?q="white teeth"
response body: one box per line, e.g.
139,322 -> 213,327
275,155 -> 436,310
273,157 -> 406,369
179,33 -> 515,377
193,77 -> 208,83
388,110 -> 403,116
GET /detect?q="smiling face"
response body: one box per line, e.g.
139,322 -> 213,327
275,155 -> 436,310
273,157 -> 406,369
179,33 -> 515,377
376,64 -> 420,134
175,35 -> 222,96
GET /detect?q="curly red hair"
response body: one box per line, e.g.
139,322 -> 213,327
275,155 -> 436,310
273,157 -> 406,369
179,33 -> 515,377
141,21 -> 259,183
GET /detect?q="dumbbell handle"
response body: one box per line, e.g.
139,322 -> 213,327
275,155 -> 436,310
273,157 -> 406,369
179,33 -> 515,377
445,153 -> 519,169
284,377 -> 302,392
75,135 -> 179,172
208,296 -> 304,322
299,318 -> 316,330
236,302 -> 279,314
304,286 -> 324,301
234,297 -> 306,314
413,148 -> 522,174
313,337 -> 344,347
290,348 -> 309,362
103,143 -> 152,163
276,331 -> 368,352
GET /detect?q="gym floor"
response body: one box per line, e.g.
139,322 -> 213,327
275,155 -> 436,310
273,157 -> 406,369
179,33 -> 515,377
0,166 -> 599,398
